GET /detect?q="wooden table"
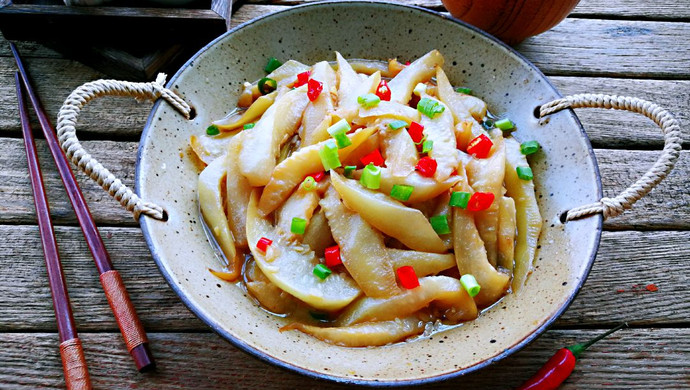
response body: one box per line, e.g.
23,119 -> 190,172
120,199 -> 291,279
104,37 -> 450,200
1,0 -> 688,388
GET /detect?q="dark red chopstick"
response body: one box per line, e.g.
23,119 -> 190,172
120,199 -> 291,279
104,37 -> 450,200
11,43 -> 155,373
16,72 -> 93,390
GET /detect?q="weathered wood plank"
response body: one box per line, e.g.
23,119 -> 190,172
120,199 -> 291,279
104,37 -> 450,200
1,226 -> 687,331
0,329 -> 687,389
1,138 -> 687,228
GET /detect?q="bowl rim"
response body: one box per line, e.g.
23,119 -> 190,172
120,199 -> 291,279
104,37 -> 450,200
136,0 -> 604,386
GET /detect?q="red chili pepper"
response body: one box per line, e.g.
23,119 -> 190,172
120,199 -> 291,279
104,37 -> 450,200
307,78 -> 323,101
256,237 -> 273,253
375,80 -> 391,101
396,266 -> 419,289
306,171 -> 325,182
415,156 -> 437,177
324,245 -> 342,267
467,134 -> 494,158
516,323 -> 627,390
466,192 -> 494,211
360,149 -> 385,167
408,122 -> 425,144
294,71 -> 311,87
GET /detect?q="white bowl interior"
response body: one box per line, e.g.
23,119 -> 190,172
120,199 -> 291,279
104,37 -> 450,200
137,2 -> 602,384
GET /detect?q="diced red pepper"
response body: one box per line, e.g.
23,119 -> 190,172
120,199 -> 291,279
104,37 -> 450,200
324,245 -> 342,267
294,71 -> 311,87
408,122 -> 425,144
307,78 -> 323,101
405,61 -> 411,66
397,266 -> 419,289
256,237 -> 273,252
466,134 -> 494,158
360,149 -> 385,167
415,156 -> 437,177
467,192 -> 495,211
306,171 -> 326,182
375,80 -> 391,101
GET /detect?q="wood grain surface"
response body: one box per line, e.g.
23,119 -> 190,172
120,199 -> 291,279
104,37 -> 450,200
0,0 -> 687,388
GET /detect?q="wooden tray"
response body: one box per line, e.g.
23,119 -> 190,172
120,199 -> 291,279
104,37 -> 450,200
0,0 -> 233,80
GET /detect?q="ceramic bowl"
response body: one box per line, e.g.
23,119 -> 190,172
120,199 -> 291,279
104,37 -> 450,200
136,1 -> 602,385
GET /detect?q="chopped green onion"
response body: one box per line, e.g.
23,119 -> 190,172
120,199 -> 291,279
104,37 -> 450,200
495,118 -> 515,131
417,97 -> 445,118
333,132 -> 352,149
413,82 -> 426,96
264,57 -> 282,73
455,87 -> 473,95
206,124 -> 220,136
313,263 -> 332,280
520,140 -> 540,155
243,123 -> 255,130
422,140 -> 434,154
460,274 -> 481,297
481,119 -> 494,130
258,77 -> 277,95
388,120 -> 407,130
516,166 -> 533,181
357,93 -> 381,108
343,165 -> 356,179
430,215 -> 451,235
449,191 -> 471,208
318,140 -> 342,171
291,217 -> 307,235
300,176 -> 317,191
390,184 -> 414,201
360,163 -> 381,190
327,119 -> 351,136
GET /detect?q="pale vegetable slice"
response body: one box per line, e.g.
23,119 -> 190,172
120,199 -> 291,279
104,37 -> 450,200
275,187 -> 320,242
340,130 -> 380,166
452,172 -> 510,308
320,187 -> 399,298
198,155 -> 241,280
258,127 -> 376,215
388,50 -> 444,104
381,128 -> 418,177
419,94 -> 460,181
301,61 -> 337,146
387,249 -> 456,277
239,85 -> 310,186
225,133 -> 251,248
435,67 -> 487,123
189,133 -> 234,166
504,137 -> 543,291
466,130 -> 506,266
213,91 -> 276,132
497,196 -> 516,272
349,59 -> 404,78
302,209 -> 335,257
245,260 -> 298,314
330,172 -> 446,253
358,101 -> 421,123
246,191 -> 361,311
335,53 -> 381,120
352,168 -> 460,204
267,59 -> 311,89
337,276 -> 477,326
283,317 -> 426,347
431,192 -> 454,251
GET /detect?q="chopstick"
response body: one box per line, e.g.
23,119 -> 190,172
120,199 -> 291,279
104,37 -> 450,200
10,43 -> 156,373
16,72 -> 93,390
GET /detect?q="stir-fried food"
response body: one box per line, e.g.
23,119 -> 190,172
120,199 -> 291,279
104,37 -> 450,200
191,51 -> 542,347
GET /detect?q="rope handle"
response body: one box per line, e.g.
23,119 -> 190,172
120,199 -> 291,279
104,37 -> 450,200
60,337 -> 93,390
56,74 -> 190,221
539,94 -> 682,222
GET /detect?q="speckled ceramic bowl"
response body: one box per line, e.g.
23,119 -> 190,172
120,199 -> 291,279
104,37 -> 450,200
136,1 -> 602,385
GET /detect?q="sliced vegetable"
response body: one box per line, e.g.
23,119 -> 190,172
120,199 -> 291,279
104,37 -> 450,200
344,165 -> 356,178
307,78 -> 323,101
408,121 -> 425,144
358,93 -> 381,108
188,132 -> 234,165
419,95 -> 458,181
225,133 -> 251,248
495,118 -> 515,131
415,156 -> 437,178
352,168 -> 459,204
516,166 -> 534,180
257,237 -> 272,253
329,172 -> 446,253
243,123 -> 255,130
247,191 -> 361,311
520,140 -> 540,155
449,191 -> 471,209
430,215 -> 451,235
397,266 -> 420,289
360,163 -> 382,189
497,196 -> 516,272
319,139 -> 342,171
313,264 -> 332,280
291,217 -> 307,235
283,317 -> 426,347
275,187 -> 319,241
265,57 -> 283,73
467,134 -> 494,158
375,80 -> 391,101
467,192 -> 495,211
360,149 -> 385,167
324,245 -> 342,267
388,249 -> 455,277
302,209 -> 335,257
381,127 -> 417,177
388,50 -> 444,104
300,61 -> 337,145
388,120 -> 407,130
212,91 -> 277,132
300,176 -> 317,191
455,87 -> 472,95
435,67 -> 487,123
258,77 -> 277,94
336,52 -> 381,120
422,140 -> 433,154
390,184 -> 414,201
206,124 -> 220,136
417,97 -> 445,118
258,127 -> 376,215
320,187 -> 399,298
460,274 -> 481,297
358,101 -> 421,123
294,70 -> 311,87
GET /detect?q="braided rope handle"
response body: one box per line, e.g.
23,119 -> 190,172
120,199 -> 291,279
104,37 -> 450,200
539,94 -> 682,222
56,74 -> 191,221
